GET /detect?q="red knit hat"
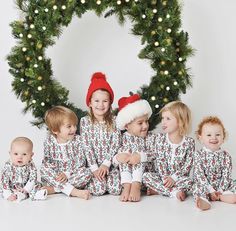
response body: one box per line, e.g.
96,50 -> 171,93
86,72 -> 114,106
116,94 -> 152,130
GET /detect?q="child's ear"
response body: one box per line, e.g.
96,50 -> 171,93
31,152 -> 34,157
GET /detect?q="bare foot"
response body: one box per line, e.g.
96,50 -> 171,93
42,186 -> 55,195
128,182 -> 141,202
176,191 -> 186,201
219,194 -> 236,204
196,197 -> 211,211
147,187 -> 158,196
70,188 -> 91,200
120,183 -> 131,202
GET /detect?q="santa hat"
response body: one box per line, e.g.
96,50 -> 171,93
116,94 -> 152,130
86,72 -> 114,106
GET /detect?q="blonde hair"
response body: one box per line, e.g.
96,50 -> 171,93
88,89 -> 114,131
196,116 -> 227,140
44,106 -> 78,133
11,137 -> 33,150
160,101 -> 191,136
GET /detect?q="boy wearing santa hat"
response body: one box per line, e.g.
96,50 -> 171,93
114,94 -> 156,202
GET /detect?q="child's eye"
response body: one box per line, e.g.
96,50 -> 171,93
216,134 -> 221,136
14,153 -> 18,156
207,134 -> 211,137
23,153 -> 27,156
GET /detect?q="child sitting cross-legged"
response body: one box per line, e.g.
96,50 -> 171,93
40,106 -> 92,200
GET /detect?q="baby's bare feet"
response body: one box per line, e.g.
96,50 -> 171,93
128,182 -> 141,202
120,183 -> 131,202
196,197 -> 211,211
176,191 -> 186,201
146,187 -> 158,196
71,188 -> 91,200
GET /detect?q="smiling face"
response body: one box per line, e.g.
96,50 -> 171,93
10,140 -> 33,167
125,114 -> 149,137
199,123 -> 224,151
53,119 -> 77,143
89,89 -> 111,121
161,110 -> 179,135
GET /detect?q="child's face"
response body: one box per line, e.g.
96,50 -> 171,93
199,123 -> 224,151
125,114 -> 149,137
10,142 -> 33,167
54,120 -> 77,143
89,90 -> 111,120
161,110 -> 179,135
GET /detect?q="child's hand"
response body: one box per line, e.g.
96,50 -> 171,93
116,153 -> 131,164
93,169 -> 102,181
163,176 -> 175,188
7,194 -> 17,201
56,172 -> 68,183
97,165 -> 109,180
209,191 -> 221,201
128,153 -> 141,165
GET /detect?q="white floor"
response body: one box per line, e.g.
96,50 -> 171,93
1,193 -> 235,231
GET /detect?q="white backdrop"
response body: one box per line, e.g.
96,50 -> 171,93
0,1 -> 235,170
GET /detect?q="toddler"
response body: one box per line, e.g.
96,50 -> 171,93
143,101 -> 195,201
114,94 -> 156,202
40,106 -> 91,199
193,116 -> 236,211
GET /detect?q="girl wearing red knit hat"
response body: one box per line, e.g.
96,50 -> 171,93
80,72 -> 122,196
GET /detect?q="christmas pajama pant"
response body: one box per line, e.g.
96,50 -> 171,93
119,163 -> 143,184
142,172 -> 192,198
40,166 -> 92,196
87,168 -> 121,196
192,182 -> 236,202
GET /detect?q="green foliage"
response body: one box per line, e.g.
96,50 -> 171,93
7,0 -> 194,131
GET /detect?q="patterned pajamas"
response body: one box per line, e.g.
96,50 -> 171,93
40,135 -> 92,196
143,133 -> 195,198
192,148 -> 236,203
80,116 -> 122,195
0,161 -> 46,201
114,132 -> 156,185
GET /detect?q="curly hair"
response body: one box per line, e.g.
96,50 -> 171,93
196,116 -> 226,139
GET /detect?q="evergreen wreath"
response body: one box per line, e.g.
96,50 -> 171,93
7,0 -> 193,130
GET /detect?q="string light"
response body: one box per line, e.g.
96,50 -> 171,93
151,96 -> 156,101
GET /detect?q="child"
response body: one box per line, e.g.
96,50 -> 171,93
193,116 -> 236,211
80,72 -> 121,196
40,106 -> 91,200
143,101 -> 194,201
0,137 -> 47,202
114,94 -> 156,202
